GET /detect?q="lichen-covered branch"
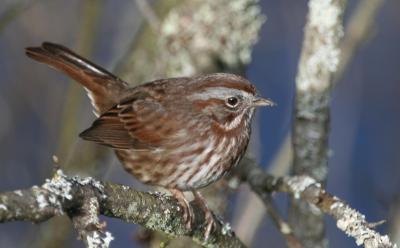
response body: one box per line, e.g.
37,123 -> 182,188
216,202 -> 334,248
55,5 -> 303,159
237,158 -> 397,248
0,170 -> 244,248
291,0 -> 347,247
1,162 -> 396,248
1,170 -> 113,248
237,1 -> 384,246
117,0 -> 265,83
293,0 -> 346,183
68,186 -> 113,248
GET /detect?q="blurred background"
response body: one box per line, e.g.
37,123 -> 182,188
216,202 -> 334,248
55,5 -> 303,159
0,0 -> 399,247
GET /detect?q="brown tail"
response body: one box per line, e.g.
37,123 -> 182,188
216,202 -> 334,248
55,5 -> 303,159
25,42 -> 128,115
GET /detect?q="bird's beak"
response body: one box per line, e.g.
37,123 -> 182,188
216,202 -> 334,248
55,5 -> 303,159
252,97 -> 276,107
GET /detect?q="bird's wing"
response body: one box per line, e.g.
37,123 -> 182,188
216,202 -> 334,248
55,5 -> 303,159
79,91 -> 183,150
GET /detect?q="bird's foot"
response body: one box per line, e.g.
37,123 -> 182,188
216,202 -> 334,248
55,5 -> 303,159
192,190 -> 217,240
170,189 -> 194,229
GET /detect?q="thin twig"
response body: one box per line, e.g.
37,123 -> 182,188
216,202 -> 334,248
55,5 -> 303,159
135,0 -> 161,31
334,0 -> 385,84
233,133 -> 292,245
234,149 -> 301,248
256,193 -> 303,248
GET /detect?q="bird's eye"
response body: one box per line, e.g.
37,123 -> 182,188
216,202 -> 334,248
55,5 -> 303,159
226,96 -> 239,108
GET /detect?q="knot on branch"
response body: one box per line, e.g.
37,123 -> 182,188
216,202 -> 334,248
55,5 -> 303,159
40,170 -> 106,211
44,170 -> 114,248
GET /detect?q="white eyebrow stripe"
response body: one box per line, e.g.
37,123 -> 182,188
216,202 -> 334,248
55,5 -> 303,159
190,87 -> 253,101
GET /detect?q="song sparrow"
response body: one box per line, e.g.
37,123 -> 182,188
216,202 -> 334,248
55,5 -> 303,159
26,42 -> 274,239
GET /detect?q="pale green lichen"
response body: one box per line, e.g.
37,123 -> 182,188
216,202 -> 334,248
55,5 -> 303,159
14,190 -> 23,197
296,0 -> 344,92
287,176 -> 318,199
160,0 -> 266,77
42,170 -> 73,201
86,231 -> 114,248
332,203 -> 397,248
36,194 -> 49,209
221,222 -> 232,236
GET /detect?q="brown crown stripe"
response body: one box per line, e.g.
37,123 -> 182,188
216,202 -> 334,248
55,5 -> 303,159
194,79 -> 256,95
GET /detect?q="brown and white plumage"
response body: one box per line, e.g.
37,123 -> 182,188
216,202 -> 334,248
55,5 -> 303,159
25,42 -> 274,239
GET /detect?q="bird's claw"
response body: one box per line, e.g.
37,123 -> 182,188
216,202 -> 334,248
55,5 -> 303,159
192,190 -> 218,240
181,201 -> 195,229
203,209 -> 217,240
170,189 -> 194,230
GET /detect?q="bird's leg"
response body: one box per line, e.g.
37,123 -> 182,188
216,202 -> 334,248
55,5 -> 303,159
169,189 -> 194,229
192,190 -> 216,240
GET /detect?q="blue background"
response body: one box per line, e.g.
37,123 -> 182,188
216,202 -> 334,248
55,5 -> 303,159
0,1 -> 399,247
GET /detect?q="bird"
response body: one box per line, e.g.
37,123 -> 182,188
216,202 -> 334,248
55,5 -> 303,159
25,42 -> 274,239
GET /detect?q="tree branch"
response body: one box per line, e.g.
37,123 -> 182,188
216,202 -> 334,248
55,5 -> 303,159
1,160 -> 396,248
0,170 -> 244,248
236,158 -> 397,248
291,0 -> 347,246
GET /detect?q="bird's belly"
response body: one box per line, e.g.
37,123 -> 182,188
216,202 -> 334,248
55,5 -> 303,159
114,136 -> 243,191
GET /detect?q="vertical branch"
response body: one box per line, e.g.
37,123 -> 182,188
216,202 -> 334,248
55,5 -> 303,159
290,0 -> 346,247
235,0 -> 384,246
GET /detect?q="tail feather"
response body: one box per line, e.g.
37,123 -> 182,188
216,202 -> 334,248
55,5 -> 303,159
26,42 -> 128,115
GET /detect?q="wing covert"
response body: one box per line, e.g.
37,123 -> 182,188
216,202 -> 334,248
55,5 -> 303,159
79,92 -> 182,150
